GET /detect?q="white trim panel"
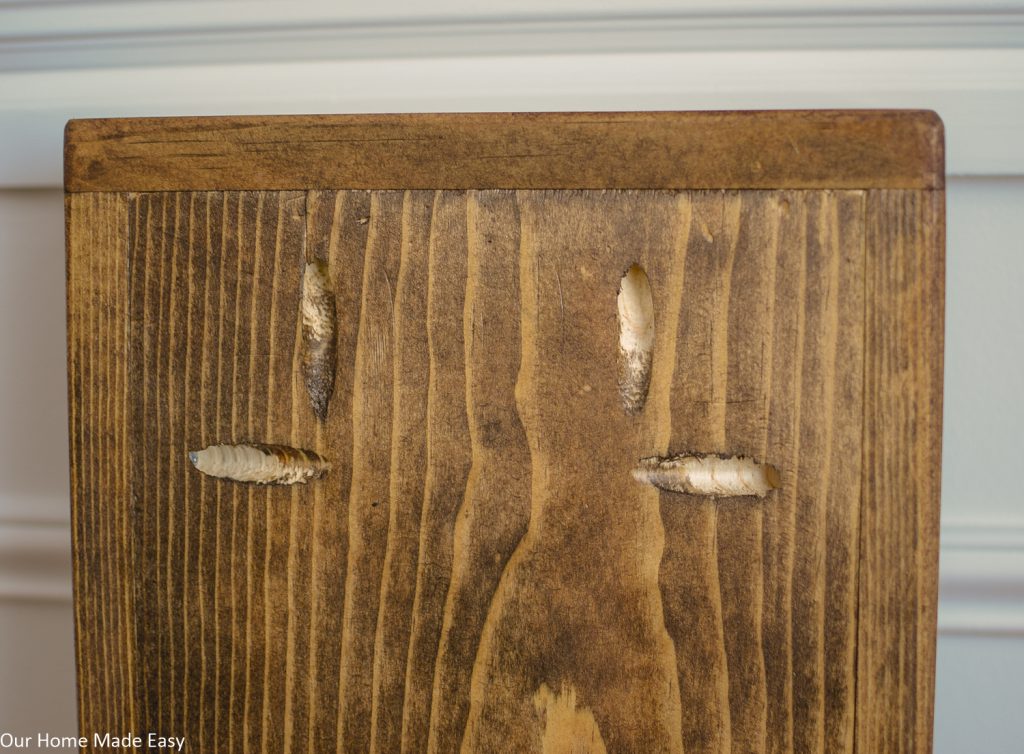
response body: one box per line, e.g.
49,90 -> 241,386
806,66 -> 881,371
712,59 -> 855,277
939,520 -> 1024,637
0,521 -> 72,602
0,5 -> 1021,72
4,1 -> 1023,34
1,48 -> 1022,188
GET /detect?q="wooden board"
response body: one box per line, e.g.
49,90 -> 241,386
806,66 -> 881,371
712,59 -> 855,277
65,112 -> 944,754
64,111 -> 944,193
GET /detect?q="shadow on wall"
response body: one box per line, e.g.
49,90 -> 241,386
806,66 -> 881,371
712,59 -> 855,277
0,190 -> 70,523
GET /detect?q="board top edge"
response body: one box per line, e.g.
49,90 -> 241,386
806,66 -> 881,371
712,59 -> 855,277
64,109 -> 945,193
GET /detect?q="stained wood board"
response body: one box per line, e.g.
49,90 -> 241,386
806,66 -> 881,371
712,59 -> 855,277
65,111 -> 944,754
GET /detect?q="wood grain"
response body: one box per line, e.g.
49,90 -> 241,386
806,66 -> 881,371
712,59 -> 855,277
63,111 -> 944,193
67,178 -> 945,753
654,190 -> 866,754
856,189 -> 944,754
66,192 -> 137,743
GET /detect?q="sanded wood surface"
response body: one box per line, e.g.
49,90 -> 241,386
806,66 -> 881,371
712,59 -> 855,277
66,193 -> 139,740
66,107 -> 943,754
857,190 -> 944,754
64,111 -> 944,193
66,185 -> 945,753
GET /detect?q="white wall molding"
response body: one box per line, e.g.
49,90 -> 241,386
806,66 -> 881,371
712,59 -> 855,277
939,519 -> 1024,637
0,521 -> 72,602
0,1 -> 1022,72
1,48 -> 1023,188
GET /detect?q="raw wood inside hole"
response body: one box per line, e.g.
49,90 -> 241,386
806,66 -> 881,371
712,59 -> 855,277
617,263 -> 654,414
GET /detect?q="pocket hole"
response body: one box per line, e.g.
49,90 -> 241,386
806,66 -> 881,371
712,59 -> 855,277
617,264 -> 654,414
301,260 -> 337,421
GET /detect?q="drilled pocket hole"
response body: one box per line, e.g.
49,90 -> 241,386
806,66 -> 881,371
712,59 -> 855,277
617,264 -> 654,414
189,443 -> 330,485
301,260 -> 337,421
633,454 -> 780,498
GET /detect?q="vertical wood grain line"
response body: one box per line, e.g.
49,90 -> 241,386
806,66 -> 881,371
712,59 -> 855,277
127,191 -> 152,742
225,191 -> 247,754
337,190 -> 403,753
427,190 -> 485,754
267,192 -> 306,754
427,190 -> 532,754
857,189 -> 942,754
91,192 -> 107,734
66,195 -> 82,735
91,193 -> 110,733
282,286 -> 301,754
459,188 -> 547,754
820,192 -> 865,754
195,195 -> 222,753
184,192 -> 203,743
196,192 -> 221,752
124,191 -> 310,752
194,193 -> 211,752
916,190 -> 942,754
115,191 -> 136,741
792,196 -> 828,752
79,196 -> 97,732
660,191 -> 739,753
231,192 -> 258,754
301,192 -> 334,754
368,191 -> 432,754
760,193 -> 808,754
164,192 -> 181,740
110,191 -> 128,735
306,188 -> 368,754
798,194 -> 843,753
153,192 -> 169,738
66,195 -> 85,737
647,198 -> 693,468
640,192 -> 693,754
211,192 -> 228,754
110,190 -> 130,737
97,193 -> 115,733
150,191 -> 166,737
302,192 -> 332,754
216,192 -> 234,754
461,191 -> 692,752
262,194 -> 285,754
718,193 -> 780,753
101,192 -> 119,734
261,194 -> 282,754
753,193 -> 781,754
778,195 -> 810,754
283,191 -> 313,754
180,192 -> 198,746
708,192 -> 743,753
401,191 -> 472,752
89,194 -> 106,733
242,193 -> 265,754
754,193 -> 780,753
774,190 -> 863,754
125,194 -> 140,739
145,192 -> 169,737
68,193 -> 134,743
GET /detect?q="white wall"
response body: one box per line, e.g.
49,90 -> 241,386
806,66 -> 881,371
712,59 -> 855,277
1,2 -> 1022,751
0,188 -> 77,749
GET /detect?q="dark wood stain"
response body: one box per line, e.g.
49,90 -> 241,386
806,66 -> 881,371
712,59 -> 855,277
65,111 -> 943,192
66,112 -> 943,754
